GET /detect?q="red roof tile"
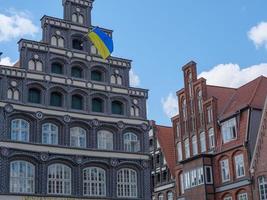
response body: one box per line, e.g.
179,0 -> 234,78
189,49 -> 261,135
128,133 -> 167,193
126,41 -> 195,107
156,125 -> 176,176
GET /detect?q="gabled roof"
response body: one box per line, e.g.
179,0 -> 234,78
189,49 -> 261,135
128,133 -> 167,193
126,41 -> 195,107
156,125 -> 176,176
207,76 -> 267,120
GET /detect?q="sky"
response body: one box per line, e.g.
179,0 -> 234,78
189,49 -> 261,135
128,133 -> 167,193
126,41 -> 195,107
0,0 -> 267,126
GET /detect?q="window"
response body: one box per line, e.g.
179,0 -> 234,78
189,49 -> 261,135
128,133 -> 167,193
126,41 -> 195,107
185,138 -> 190,159
91,70 -> 103,82
70,127 -> 86,148
42,123 -> 58,145
183,167 -> 204,190
221,118 -> 237,143
117,169 -> 137,198
197,90 -> 203,113
158,194 -> 164,200
176,123 -> 180,138
10,161 -> 35,193
221,159 -> 230,182
11,119 -> 29,142
184,172 -> 191,189
177,142 -> 183,161
97,130 -> 113,150
238,193 -> 248,200
188,72 -> 193,97
71,66 -> 83,78
92,98 -> 104,113
50,92 -> 63,107
71,94 -> 83,110
205,166 -> 213,184
7,88 -> 19,100
83,167 -> 106,197
72,39 -> 83,50
72,13 -> 84,24
197,168 -> 204,185
235,154 -> 245,178
51,36 -> 64,48
130,106 -> 140,117
192,135 -> 198,156
259,176 -> 267,200
47,164 -> 71,195
51,62 -> 63,74
72,13 -> 78,22
224,197 -> 233,200
182,98 -> 187,121
111,75 -> 123,85
28,59 -> 42,71
124,132 -> 140,152
208,128 -> 215,149
28,88 -> 41,104
112,101 -> 124,115
191,169 -> 197,187
200,132 -> 206,153
180,173 -> 184,194
207,106 -> 213,124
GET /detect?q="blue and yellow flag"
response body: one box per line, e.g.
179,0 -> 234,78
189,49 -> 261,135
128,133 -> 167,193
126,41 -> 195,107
88,27 -> 114,60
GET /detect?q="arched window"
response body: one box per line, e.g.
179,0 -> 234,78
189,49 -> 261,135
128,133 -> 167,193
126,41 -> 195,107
47,164 -> 71,195
112,101 -> 124,115
111,75 -> 122,85
131,106 -> 140,117
259,176 -> 267,200
11,119 -> 29,142
10,161 -> 35,193
124,132 -> 140,152
78,15 -> 84,24
158,193 -> 164,200
51,36 -> 64,48
72,13 -> 84,24
71,94 -> 83,110
117,168 -> 137,198
83,167 -> 106,197
7,88 -> 19,100
50,91 -> 63,107
92,98 -> 104,113
28,59 -> 42,71
238,192 -> 248,200
208,128 -> 215,149
167,192 -> 174,200
97,130 -> 113,150
72,39 -> 83,50
200,132 -> 206,153
28,88 -> 41,104
42,123 -> 58,145
70,127 -> 86,148
91,70 -> 103,82
72,13 -> 78,23
182,98 -> 187,121
71,66 -> 83,78
51,62 -> 63,75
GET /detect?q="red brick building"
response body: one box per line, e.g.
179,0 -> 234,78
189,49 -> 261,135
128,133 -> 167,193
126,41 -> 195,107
172,61 -> 267,200
250,96 -> 267,200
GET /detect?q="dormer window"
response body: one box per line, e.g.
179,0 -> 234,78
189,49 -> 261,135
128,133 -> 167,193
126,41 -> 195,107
72,39 -> 83,50
221,118 -> 237,143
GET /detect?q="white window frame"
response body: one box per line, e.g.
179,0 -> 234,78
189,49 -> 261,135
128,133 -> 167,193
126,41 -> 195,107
224,197 -> 233,200
208,128 -> 215,149
177,142 -> 183,161
238,193 -> 248,200
124,132 -> 140,152
192,135 -> 198,156
221,118 -> 237,143
47,164 -> 71,195
259,176 -> 267,200
221,159 -> 230,183
207,106 -> 213,124
117,168 -> 137,198
167,192 -> 173,200
158,193 -> 164,200
42,123 -> 58,145
235,154 -> 245,178
200,132 -> 206,153
70,127 -> 86,148
83,167 -> 106,197
197,167 -> 204,185
180,173 -> 184,194
11,119 -> 30,142
185,138 -> 190,159
10,161 -> 35,194
97,130 -> 113,150
205,166 -> 213,184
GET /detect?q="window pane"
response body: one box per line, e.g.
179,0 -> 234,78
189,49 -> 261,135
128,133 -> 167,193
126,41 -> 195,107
72,95 -> 83,110
71,67 -> 83,78
92,98 -> 103,113
50,92 -> 62,107
72,39 -> 83,50
91,70 -> 103,82
112,101 -> 123,115
117,169 -> 137,198
28,88 -> 41,104
51,63 -> 63,74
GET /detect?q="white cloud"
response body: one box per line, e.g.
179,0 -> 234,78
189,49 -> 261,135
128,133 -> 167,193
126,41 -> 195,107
161,93 -> 178,118
129,69 -> 140,87
248,22 -> 267,49
199,63 -> 267,88
0,11 -> 38,42
0,57 -> 15,66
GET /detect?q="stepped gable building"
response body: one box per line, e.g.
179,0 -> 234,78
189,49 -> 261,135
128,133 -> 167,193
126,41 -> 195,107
172,61 -> 267,200
250,96 -> 267,200
149,121 -> 176,200
0,0 -> 151,199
